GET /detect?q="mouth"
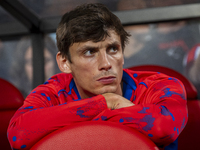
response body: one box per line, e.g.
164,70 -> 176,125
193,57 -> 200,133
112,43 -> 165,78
97,76 -> 116,84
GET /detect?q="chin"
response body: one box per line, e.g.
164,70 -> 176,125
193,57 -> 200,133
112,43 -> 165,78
97,87 -> 118,95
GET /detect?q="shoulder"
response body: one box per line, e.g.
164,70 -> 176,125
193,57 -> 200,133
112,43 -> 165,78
31,73 -> 73,95
24,73 -> 74,106
123,69 -> 186,104
46,73 -> 73,85
123,68 -> 182,90
123,68 -> 169,82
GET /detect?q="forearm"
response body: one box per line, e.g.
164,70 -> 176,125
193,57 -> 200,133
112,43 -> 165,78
7,95 -> 107,150
93,100 -> 188,147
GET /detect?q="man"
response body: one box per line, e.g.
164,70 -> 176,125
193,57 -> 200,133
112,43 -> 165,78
8,3 -> 187,150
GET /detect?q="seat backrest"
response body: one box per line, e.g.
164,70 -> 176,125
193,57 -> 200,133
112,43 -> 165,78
0,78 -> 24,150
128,65 -> 200,150
31,121 -> 159,150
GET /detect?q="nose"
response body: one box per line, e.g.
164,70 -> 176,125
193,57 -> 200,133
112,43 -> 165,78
98,51 -> 112,71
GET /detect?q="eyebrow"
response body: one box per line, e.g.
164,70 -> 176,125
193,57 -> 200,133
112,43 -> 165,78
76,45 -> 98,54
77,41 -> 121,53
106,41 -> 121,48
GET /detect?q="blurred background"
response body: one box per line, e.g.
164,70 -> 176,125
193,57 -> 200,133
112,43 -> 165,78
0,0 -> 200,98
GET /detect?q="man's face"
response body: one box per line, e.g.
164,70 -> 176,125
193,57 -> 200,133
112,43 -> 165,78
67,30 -> 124,98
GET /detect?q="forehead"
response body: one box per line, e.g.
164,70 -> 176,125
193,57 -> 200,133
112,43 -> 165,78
70,30 -> 121,51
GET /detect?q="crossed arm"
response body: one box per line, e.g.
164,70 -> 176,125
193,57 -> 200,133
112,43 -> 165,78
7,79 -> 187,149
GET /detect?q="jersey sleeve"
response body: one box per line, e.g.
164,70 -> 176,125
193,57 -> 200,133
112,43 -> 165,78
7,85 -> 107,150
92,76 -> 188,147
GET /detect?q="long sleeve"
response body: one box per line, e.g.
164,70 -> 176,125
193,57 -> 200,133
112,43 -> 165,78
92,73 -> 188,148
7,71 -> 188,149
7,74 -> 107,150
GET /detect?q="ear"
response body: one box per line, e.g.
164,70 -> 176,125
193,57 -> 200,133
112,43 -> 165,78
56,52 -> 72,73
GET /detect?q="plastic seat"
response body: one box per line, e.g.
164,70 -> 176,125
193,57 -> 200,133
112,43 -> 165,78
0,78 -> 24,150
31,121 -> 159,150
128,65 -> 200,150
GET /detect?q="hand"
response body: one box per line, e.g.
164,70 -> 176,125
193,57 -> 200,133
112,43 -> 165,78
102,93 -> 135,110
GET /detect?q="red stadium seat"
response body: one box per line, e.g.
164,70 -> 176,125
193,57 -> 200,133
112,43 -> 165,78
128,65 -> 200,150
31,121 -> 159,150
0,78 -> 24,150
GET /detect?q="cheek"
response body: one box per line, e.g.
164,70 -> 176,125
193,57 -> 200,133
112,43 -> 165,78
73,66 -> 93,81
112,53 -> 124,66
119,56 -> 124,65
72,62 -> 97,85
73,58 -> 97,74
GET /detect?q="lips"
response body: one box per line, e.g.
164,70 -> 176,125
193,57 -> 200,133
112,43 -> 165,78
97,76 -> 116,84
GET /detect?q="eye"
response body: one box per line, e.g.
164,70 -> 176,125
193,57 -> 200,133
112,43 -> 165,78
84,49 -> 96,56
108,46 -> 118,53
